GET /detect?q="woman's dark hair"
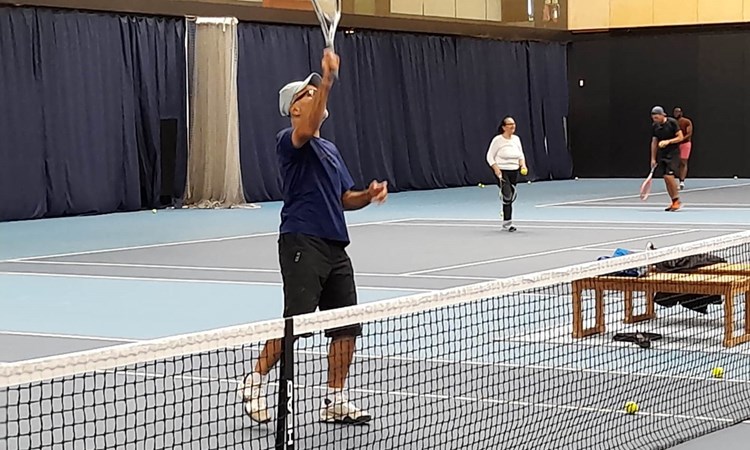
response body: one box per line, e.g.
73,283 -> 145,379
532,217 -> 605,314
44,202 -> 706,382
497,116 -> 514,133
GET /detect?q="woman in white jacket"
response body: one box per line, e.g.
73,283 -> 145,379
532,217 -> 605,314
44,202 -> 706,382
486,116 -> 527,232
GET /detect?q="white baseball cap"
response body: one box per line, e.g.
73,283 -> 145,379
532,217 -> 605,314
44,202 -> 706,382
278,73 -> 322,117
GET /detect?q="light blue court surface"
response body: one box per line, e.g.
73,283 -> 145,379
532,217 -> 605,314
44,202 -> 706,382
1,178 -> 749,342
2,178 -> 750,449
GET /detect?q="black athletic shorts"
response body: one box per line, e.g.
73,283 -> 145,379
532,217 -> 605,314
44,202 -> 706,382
654,148 -> 680,178
278,233 -> 361,338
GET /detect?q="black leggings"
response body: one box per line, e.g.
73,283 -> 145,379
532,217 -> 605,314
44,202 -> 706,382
495,170 -> 519,221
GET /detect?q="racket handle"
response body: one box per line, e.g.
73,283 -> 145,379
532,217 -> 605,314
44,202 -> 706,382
326,44 -> 339,79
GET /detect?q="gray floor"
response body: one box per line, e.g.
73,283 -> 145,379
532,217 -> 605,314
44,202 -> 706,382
3,180 -> 750,450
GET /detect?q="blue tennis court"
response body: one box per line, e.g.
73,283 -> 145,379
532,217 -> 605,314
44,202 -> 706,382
2,178 -> 750,449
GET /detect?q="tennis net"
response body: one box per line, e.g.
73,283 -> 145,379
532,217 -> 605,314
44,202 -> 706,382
2,231 -> 750,449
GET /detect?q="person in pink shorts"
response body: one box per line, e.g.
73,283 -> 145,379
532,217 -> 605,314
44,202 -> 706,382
673,107 -> 693,190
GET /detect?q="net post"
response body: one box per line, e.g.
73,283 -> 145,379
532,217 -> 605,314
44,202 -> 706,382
275,317 -> 295,450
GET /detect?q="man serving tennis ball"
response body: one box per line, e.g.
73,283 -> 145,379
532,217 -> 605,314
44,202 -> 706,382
240,49 -> 386,425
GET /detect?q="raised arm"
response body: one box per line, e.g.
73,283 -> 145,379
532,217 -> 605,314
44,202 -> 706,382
292,50 -> 339,148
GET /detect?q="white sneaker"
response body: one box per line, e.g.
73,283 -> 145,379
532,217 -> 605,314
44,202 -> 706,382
502,221 -> 516,232
320,396 -> 372,424
239,373 -> 271,423
679,181 -> 685,190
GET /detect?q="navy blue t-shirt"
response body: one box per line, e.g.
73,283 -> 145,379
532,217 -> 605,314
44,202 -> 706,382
276,128 -> 355,243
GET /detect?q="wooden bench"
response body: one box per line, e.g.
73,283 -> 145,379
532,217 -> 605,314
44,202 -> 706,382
692,263 -> 750,276
572,273 -> 750,347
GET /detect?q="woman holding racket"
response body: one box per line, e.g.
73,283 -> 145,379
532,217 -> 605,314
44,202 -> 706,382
649,106 -> 684,211
486,116 -> 528,232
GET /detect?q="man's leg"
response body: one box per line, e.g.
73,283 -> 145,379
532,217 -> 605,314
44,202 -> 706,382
679,159 -> 688,188
659,152 -> 681,211
664,174 -> 679,199
240,339 -> 282,423
678,142 -> 691,189
328,336 -> 355,390
318,246 -> 371,424
241,233 -> 326,423
664,174 -> 681,211
256,338 -> 283,375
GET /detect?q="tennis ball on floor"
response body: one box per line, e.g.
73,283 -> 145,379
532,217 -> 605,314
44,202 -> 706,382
575,177 -> 579,180
712,367 -> 725,379
151,209 -> 157,214
734,176 -> 739,179
520,167 -> 528,176
624,401 -> 639,414
478,183 -> 485,188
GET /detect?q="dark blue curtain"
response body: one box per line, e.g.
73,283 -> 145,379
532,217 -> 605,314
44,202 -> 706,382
127,16 -> 189,205
0,7 -> 186,222
527,42 -> 572,180
456,37 -> 534,185
391,34 -> 466,189
305,30 -> 402,191
307,30 -> 465,192
236,25 -> 570,202
0,8 -> 46,220
32,9 -> 141,218
237,23 -> 312,201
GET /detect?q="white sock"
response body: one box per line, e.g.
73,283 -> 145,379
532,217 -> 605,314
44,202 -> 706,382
327,387 -> 346,403
249,371 -> 266,387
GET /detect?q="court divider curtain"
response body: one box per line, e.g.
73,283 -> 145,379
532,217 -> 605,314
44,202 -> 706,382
183,17 -> 248,209
128,15 -> 189,208
527,42 -> 573,181
0,6 -> 187,222
236,24 -> 571,202
455,37 -> 536,186
236,23 -> 312,202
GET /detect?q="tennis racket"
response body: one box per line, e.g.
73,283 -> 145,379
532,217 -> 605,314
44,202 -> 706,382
310,0 -> 341,78
496,173 -> 518,204
639,167 -> 656,201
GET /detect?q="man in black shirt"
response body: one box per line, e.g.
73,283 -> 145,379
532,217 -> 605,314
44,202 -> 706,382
650,106 -> 684,211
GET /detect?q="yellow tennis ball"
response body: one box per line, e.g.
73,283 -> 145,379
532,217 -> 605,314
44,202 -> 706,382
624,401 -> 639,414
520,167 -> 528,176
712,367 -> 724,379
478,183 -> 485,188
151,209 -> 157,214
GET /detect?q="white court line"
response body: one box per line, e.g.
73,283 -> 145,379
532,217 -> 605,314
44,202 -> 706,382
551,205 -> 750,211
0,271 -> 433,293
113,354 -> 748,426
535,182 -> 750,208
124,370 -> 700,424
402,230 -> 697,276
7,336 -> 750,424
0,330 -> 138,343
382,222 -> 744,232
298,349 -> 750,387
408,217 -> 750,227
5,218 -> 416,263
6,260 -> 493,282
639,203 -> 750,208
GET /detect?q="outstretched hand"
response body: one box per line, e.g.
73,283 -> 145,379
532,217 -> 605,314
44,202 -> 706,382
368,180 -> 388,204
322,49 -> 340,81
